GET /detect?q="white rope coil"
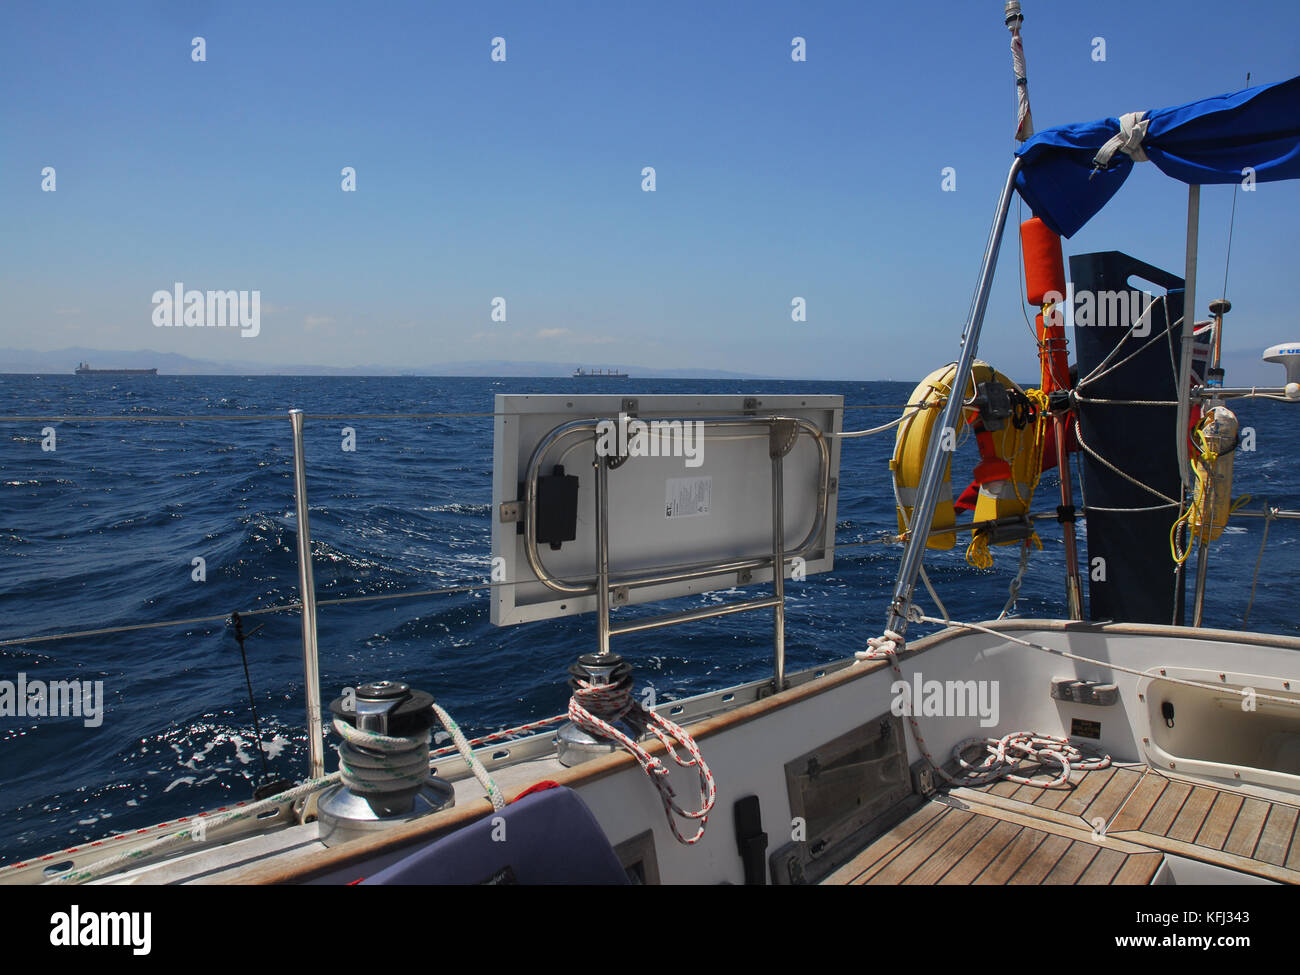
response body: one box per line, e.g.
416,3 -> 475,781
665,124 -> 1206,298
951,732 -> 1109,788
334,719 -> 432,795
860,611 -> 1300,794
856,613 -> 1112,791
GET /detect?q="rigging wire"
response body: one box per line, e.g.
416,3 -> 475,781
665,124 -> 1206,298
1221,72 -> 1250,304
1243,500 -> 1275,627
0,507 -> 1079,650
230,612 -> 274,787
0,403 -> 918,425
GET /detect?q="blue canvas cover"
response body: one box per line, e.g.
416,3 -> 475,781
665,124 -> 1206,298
1015,75 -> 1300,238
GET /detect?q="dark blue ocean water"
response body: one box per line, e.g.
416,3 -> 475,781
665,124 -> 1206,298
1,374 -> 1296,864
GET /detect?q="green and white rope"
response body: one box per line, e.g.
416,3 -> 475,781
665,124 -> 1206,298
431,702 -> 506,812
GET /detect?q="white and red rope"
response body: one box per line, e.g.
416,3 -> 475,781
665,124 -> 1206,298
855,625 -> 1109,790
568,677 -> 717,844
950,732 -> 1109,788
429,712 -> 567,759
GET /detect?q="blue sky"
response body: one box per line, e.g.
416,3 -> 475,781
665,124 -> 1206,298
1,0 -> 1297,379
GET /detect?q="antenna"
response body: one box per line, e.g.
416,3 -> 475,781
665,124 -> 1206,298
1221,72 -> 1250,303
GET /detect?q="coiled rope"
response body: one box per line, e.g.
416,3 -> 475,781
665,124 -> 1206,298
332,705 -> 506,812
567,676 -> 716,845
863,609 -> 1300,793
334,720 -> 433,796
950,732 -> 1109,788
1169,415 -> 1251,565
854,614 -> 1108,790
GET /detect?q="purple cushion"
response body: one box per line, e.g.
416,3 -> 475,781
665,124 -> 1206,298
360,786 -> 629,885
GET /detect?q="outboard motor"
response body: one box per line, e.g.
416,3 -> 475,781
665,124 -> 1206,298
315,680 -> 455,847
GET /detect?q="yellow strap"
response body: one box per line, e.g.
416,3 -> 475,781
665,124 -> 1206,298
965,529 -> 1041,570
1170,503 -> 1195,565
966,531 -> 994,570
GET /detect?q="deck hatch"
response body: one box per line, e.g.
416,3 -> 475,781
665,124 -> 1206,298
771,713 -> 912,884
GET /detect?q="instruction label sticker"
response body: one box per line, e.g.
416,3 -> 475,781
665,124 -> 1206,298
665,476 -> 711,518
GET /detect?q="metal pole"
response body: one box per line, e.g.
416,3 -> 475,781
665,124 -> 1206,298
288,409 -> 325,780
1191,301 -> 1229,627
771,451 -> 786,692
1201,386 -> 1290,399
595,449 -> 611,654
1231,508 -> 1300,520
1191,447 -> 1216,627
1174,185 -> 1200,488
1006,0 -> 1077,620
886,157 -> 1023,636
1055,420 -> 1084,620
1191,495 -> 1212,626
1173,186 -> 1202,624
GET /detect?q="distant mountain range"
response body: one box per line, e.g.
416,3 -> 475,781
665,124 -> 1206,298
0,348 -> 768,380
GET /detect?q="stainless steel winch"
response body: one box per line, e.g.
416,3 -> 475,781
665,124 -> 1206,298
314,680 -> 455,847
557,651 -> 644,767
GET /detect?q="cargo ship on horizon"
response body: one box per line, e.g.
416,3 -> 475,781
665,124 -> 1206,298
75,362 -> 158,376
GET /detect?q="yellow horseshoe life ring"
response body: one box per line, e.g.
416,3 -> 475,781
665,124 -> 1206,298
891,361 -> 1048,567
1171,404 -> 1242,562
